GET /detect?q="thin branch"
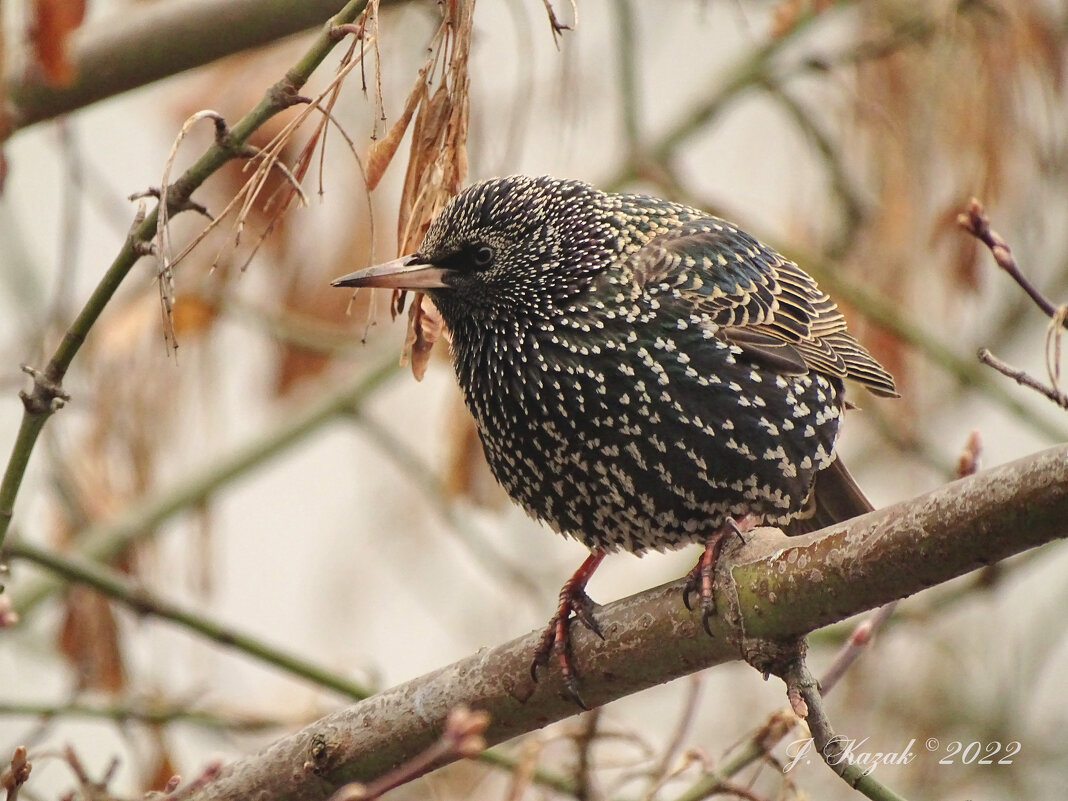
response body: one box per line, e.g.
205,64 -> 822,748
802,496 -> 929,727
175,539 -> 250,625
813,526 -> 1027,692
612,0 -> 641,156
638,676 -> 703,801
978,348 -> 1068,410
0,700 -> 292,733
0,0 -> 374,560
167,443 -> 1068,801
668,553 -> 902,801
540,0 -> 576,45
603,4 -> 940,194
784,659 -> 910,801
349,413 -> 550,609
958,198 -> 1066,326
763,85 -> 866,256
5,538 -> 376,700
803,430 -> 981,704
959,199 -> 1068,409
784,243 -> 1068,442
817,602 -> 897,695
8,357 -> 398,619
325,706 -> 489,801
571,709 -> 601,801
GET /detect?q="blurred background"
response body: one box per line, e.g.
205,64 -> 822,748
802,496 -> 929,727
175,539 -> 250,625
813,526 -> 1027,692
2,1 -> 1067,799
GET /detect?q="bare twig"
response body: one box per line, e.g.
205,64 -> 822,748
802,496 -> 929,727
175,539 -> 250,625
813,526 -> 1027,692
61,746 -> 120,800
0,746 -> 31,801
541,0 -> 576,44
817,602 -> 898,695
4,0 -> 405,133
572,709 -> 601,801
0,700 -> 292,733
9,357 -> 398,618
6,537 -> 376,700
0,0 -> 375,560
785,659 -> 910,801
325,706 -> 489,801
959,199 -> 1068,409
129,187 -> 213,220
154,110 -> 231,353
161,761 -> 224,801
639,676 -> 704,801
977,348 -> 1068,409
165,33 -> 370,277
958,199 -> 1066,325
813,426 -> 984,694
349,412 -> 549,609
791,241 -> 1068,441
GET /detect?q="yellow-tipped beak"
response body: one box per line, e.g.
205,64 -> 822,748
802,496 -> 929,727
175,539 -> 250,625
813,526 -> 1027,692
331,255 -> 450,291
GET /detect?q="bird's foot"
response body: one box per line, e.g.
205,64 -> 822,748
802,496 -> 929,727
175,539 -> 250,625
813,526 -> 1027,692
683,515 -> 757,634
531,550 -> 607,709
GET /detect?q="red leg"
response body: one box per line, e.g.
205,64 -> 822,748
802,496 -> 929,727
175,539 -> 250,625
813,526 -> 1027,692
531,550 -> 607,708
683,515 -> 757,634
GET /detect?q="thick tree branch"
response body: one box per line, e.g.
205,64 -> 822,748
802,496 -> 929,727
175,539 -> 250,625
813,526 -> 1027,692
172,443 -> 1068,801
4,0 -> 405,135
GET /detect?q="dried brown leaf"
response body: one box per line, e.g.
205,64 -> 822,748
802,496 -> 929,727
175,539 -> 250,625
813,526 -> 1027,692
390,2 -> 474,375
366,69 -> 427,191
398,82 -> 454,252
401,294 -> 446,381
58,586 -> 126,693
443,398 -> 506,507
957,430 -> 982,479
29,0 -> 87,86
929,199 -> 982,292
144,730 -> 179,793
276,345 -> 332,396
771,0 -> 833,39
172,293 -> 220,338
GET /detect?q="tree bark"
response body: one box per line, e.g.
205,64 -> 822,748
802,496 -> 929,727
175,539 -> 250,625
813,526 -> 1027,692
175,443 -> 1068,801
4,0 -> 403,133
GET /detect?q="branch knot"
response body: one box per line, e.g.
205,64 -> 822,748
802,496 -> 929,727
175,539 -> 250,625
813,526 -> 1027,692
19,364 -> 70,415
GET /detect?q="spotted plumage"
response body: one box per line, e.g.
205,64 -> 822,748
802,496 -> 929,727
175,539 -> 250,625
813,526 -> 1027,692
333,175 -> 896,699
336,176 -> 894,553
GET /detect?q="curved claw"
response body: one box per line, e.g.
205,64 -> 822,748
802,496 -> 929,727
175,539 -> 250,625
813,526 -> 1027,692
529,551 -> 607,706
565,675 -> 589,710
530,590 -> 600,687
701,607 -> 715,637
682,520 -> 752,635
573,594 -> 604,640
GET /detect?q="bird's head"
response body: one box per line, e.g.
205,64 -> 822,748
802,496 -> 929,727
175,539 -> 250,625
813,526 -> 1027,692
332,176 -> 621,326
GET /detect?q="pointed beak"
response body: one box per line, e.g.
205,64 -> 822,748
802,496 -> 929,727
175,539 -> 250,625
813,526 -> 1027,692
331,254 -> 450,291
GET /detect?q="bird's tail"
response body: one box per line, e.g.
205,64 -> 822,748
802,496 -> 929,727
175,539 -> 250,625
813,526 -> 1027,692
783,456 -> 874,536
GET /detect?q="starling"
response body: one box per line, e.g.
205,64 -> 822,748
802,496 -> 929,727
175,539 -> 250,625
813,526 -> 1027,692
333,175 -> 896,703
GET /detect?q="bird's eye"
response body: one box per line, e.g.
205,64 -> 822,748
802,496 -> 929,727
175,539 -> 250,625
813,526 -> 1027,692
472,243 -> 494,267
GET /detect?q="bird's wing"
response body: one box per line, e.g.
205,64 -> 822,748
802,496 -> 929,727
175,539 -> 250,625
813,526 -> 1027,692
626,219 -> 898,397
